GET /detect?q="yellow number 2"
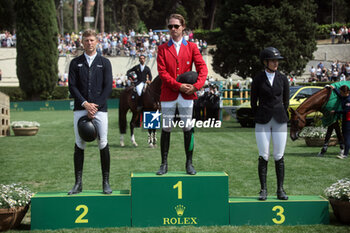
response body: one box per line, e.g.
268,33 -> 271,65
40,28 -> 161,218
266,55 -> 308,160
272,205 -> 285,224
75,205 -> 88,223
173,181 -> 183,199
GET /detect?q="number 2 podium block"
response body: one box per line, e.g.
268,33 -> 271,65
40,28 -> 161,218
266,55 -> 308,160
131,172 -> 229,227
229,196 -> 329,226
31,190 -> 131,230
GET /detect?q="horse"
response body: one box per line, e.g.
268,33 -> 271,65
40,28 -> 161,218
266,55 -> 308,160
289,87 -> 332,141
119,76 -> 162,147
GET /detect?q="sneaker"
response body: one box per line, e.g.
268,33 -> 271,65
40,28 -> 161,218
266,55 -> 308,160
339,149 -> 345,157
337,155 -> 347,159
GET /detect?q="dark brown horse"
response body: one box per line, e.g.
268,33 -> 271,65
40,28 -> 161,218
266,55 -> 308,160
119,76 -> 162,147
289,87 -> 332,140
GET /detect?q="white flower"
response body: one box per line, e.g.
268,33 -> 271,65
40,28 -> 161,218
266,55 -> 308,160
299,126 -> 336,138
11,121 -> 40,128
0,183 -> 34,208
324,178 -> 350,202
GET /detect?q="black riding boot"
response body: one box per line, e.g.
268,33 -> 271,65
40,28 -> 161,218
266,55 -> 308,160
275,157 -> 288,200
100,144 -> 112,194
184,129 -> 196,175
68,144 -> 84,195
157,130 -> 170,175
258,156 -> 268,200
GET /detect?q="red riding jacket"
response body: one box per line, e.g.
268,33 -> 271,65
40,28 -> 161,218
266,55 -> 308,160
157,38 -> 208,101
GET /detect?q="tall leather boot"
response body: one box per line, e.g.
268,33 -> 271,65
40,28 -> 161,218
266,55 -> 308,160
258,156 -> 268,200
68,144 -> 84,195
156,130 -> 170,175
184,129 -> 196,175
100,144 -> 112,194
275,157 -> 288,200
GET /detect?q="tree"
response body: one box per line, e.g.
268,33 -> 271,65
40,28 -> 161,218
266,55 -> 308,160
73,0 -> 78,32
212,0 -> 318,79
16,0 -> 58,100
0,0 -> 16,31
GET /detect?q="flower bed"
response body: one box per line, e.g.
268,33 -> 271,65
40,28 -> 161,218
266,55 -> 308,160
324,178 -> 350,224
0,184 -> 34,231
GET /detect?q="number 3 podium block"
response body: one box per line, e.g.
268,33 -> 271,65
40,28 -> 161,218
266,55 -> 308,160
229,196 -> 329,226
131,172 -> 229,227
31,190 -> 131,230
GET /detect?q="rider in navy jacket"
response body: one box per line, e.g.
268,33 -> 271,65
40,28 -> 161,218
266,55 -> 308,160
69,53 -> 112,112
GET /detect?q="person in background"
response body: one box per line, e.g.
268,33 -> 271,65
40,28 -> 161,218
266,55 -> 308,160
126,54 -> 152,111
331,85 -> 350,159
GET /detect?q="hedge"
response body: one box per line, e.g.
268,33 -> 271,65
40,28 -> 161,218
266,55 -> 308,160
316,22 -> 350,40
0,86 -> 124,101
193,28 -> 221,45
192,24 -> 350,44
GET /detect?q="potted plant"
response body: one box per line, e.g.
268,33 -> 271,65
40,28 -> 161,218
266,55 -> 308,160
324,178 -> 350,224
11,121 -> 40,136
0,183 -> 34,231
298,126 -> 337,147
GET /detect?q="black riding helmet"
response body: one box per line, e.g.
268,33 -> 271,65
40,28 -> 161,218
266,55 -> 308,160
259,47 -> 283,64
78,115 -> 97,142
176,71 -> 198,84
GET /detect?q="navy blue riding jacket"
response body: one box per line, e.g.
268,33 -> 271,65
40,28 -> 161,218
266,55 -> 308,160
69,54 -> 113,112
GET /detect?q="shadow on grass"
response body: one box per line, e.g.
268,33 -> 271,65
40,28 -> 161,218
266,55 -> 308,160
285,152 -> 322,157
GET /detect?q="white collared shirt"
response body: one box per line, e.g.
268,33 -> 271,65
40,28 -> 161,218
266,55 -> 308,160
140,64 -> 145,72
265,70 -> 275,86
84,52 -> 97,67
172,38 -> 183,55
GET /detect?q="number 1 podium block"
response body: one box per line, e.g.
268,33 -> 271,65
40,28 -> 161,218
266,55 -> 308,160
131,172 -> 229,227
31,190 -> 131,230
229,196 -> 329,226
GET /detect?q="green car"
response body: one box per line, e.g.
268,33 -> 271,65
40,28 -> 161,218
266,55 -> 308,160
236,86 -> 323,127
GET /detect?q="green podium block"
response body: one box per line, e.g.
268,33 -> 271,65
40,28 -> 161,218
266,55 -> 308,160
31,190 -> 131,230
131,172 -> 229,227
229,196 -> 329,226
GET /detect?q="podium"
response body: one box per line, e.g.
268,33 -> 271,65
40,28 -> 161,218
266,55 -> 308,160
131,172 -> 229,227
229,196 -> 329,225
30,172 -> 329,229
31,190 -> 131,230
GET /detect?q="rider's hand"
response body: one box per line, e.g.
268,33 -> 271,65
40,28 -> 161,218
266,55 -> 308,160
83,102 -> 98,117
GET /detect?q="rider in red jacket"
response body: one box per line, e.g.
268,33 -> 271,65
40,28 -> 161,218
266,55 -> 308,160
156,14 -> 208,175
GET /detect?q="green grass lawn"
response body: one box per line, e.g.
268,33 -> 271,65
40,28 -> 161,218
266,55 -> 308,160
1,109 -> 350,232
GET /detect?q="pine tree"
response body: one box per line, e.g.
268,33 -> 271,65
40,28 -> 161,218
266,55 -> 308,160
16,0 -> 58,100
212,0 -> 317,79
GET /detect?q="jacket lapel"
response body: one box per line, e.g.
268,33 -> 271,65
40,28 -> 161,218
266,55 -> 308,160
263,72 -> 272,88
90,54 -> 100,68
167,40 -> 178,59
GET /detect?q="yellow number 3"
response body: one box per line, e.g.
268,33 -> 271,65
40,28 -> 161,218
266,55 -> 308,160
75,205 -> 88,223
272,205 -> 285,224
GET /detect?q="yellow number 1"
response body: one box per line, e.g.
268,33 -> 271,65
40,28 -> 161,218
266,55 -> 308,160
75,205 -> 88,223
272,205 -> 285,224
173,181 -> 183,199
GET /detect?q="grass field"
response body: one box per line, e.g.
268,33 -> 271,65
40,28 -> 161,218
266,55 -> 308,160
1,109 -> 350,232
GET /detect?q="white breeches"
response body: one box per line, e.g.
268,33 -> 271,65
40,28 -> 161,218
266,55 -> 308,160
255,118 -> 287,161
136,82 -> 145,96
161,94 -> 194,132
74,110 -> 108,150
